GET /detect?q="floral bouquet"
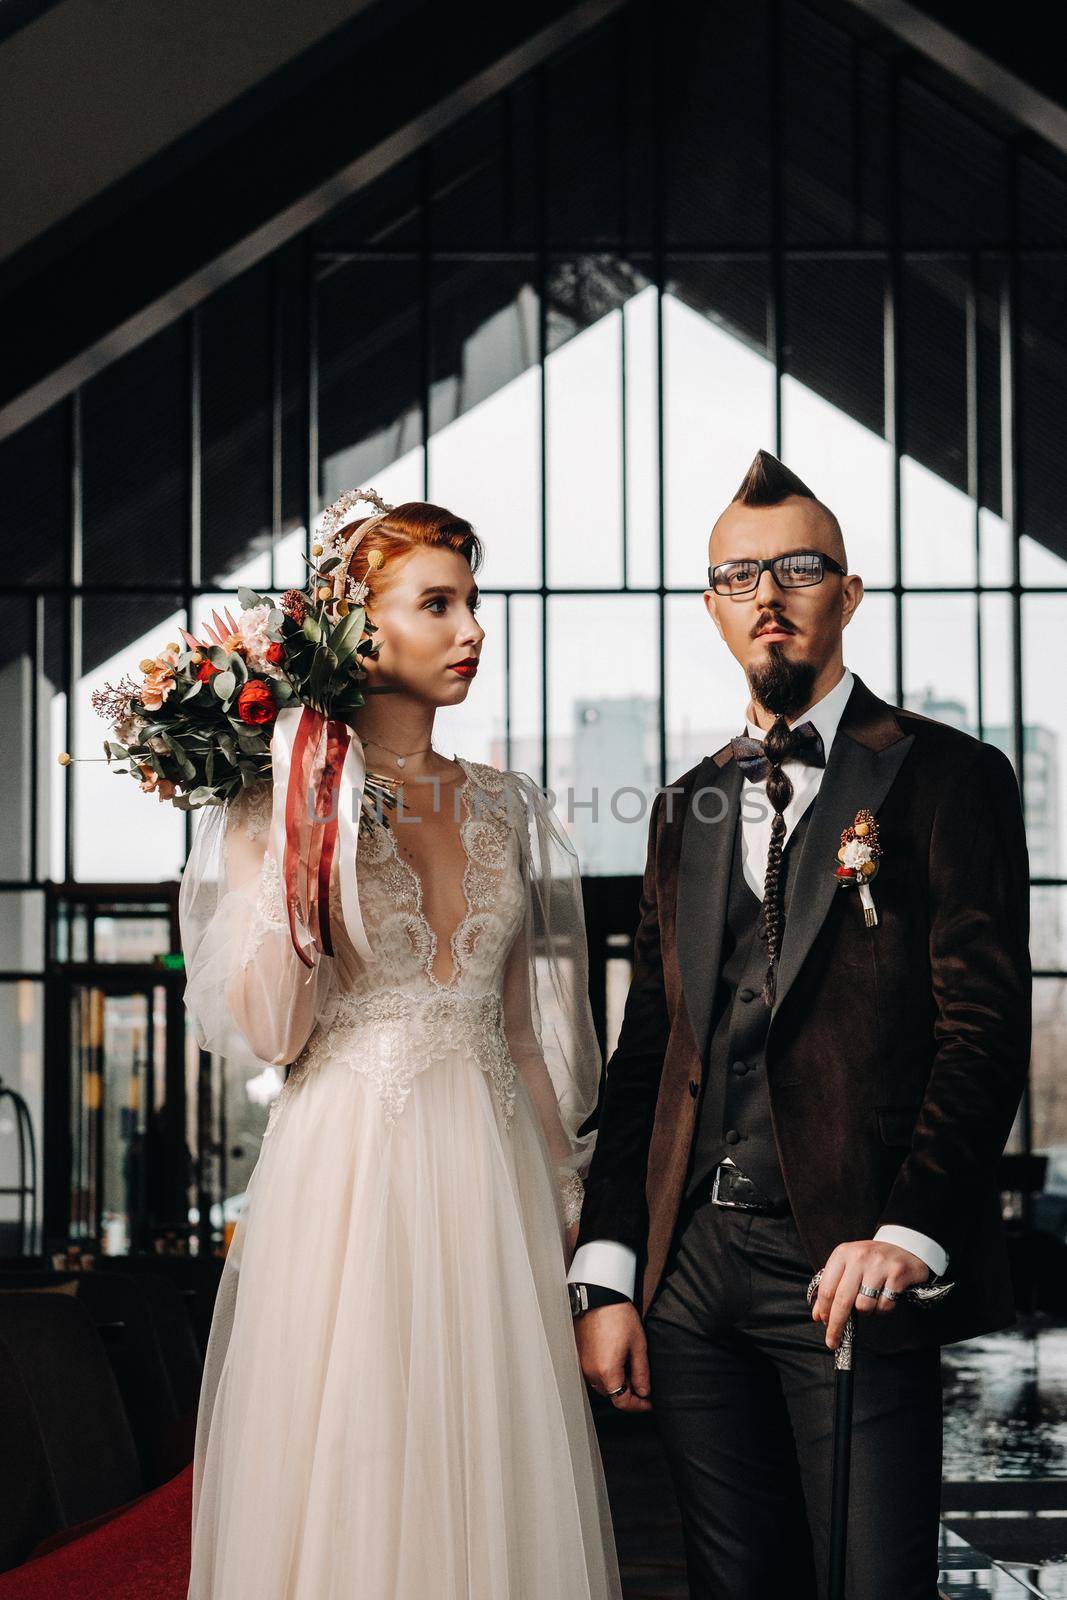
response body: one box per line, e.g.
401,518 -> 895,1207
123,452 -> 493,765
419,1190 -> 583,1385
69,488 -> 400,966
87,580 -> 379,812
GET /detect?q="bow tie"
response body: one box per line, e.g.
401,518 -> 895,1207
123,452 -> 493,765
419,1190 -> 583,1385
730,720 -> 826,782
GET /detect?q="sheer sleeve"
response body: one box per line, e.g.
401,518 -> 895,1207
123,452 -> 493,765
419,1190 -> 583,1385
500,769 -> 601,1228
178,781 -> 339,1069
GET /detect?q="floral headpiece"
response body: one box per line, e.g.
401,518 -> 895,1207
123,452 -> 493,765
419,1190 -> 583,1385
314,486 -> 395,608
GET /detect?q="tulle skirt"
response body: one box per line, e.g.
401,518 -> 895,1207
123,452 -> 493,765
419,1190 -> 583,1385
186,1040 -> 622,1600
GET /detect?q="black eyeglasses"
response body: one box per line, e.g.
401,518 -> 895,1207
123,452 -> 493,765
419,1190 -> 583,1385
708,550 -> 847,596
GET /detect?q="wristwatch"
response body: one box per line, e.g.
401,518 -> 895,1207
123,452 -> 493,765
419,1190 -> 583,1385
568,1282 -> 630,1318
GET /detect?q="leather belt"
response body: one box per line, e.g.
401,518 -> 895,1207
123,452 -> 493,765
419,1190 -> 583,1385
709,1162 -> 791,1216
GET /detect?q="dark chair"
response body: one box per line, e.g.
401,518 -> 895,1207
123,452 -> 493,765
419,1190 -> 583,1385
0,1294 -> 142,1570
98,1253 -> 224,1357
0,1270 -> 193,1486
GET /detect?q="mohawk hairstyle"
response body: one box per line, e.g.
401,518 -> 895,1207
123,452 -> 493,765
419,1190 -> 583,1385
733,449 -> 817,506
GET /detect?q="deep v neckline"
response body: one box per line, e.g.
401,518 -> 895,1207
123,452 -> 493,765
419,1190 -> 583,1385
379,756 -> 476,990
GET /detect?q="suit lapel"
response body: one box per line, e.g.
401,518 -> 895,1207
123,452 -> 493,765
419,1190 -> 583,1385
676,674 -> 915,1047
768,675 -> 914,1023
676,756 -> 742,1061
765,730 -> 913,1023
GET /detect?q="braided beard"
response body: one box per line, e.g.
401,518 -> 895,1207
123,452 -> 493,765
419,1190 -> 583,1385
747,645 -> 817,722
746,646 -> 819,1006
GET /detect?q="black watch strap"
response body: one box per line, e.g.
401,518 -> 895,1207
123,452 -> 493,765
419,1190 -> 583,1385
569,1282 -> 631,1316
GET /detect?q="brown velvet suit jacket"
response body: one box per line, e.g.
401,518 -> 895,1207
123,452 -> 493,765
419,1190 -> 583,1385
576,673 -> 1032,1352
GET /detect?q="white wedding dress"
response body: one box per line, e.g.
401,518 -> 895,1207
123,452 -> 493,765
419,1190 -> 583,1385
178,754 -> 622,1600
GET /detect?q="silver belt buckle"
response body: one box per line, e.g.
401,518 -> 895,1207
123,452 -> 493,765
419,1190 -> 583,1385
711,1165 -> 736,1207
711,1163 -> 758,1210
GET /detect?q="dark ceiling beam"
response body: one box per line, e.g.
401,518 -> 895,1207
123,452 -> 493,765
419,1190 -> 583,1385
0,0 -> 623,441
846,0 -> 1067,155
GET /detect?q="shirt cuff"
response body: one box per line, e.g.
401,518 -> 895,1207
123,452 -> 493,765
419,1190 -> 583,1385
567,1240 -> 637,1300
874,1224 -> 949,1279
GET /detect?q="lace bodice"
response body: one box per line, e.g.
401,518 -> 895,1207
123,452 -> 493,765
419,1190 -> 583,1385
180,750 -> 599,1228
244,756 -> 534,1146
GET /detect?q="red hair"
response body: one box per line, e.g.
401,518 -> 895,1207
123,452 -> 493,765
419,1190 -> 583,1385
342,501 -> 483,599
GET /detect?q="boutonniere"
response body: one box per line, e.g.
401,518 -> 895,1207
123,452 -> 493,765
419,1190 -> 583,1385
834,808 -> 882,927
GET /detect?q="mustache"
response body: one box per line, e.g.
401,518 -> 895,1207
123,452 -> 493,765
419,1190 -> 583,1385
752,615 -> 796,639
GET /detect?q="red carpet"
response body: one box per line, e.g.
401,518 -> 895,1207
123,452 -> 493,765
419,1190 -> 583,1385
0,1466 -> 191,1599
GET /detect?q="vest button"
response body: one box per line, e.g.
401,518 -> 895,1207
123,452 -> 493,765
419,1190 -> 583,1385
688,1079 -> 700,1098
739,987 -> 756,1002
732,1060 -> 749,1076
725,1128 -> 741,1145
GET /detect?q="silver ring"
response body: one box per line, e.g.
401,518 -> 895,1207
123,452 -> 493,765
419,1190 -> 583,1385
605,1384 -> 628,1398
858,1283 -> 882,1299
880,1286 -> 902,1302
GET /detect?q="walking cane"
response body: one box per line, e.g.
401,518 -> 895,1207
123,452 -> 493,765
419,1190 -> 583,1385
806,1268 -> 955,1600
807,1272 -> 853,1600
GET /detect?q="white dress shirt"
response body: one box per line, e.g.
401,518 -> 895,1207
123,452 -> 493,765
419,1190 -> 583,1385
568,666 -> 949,1300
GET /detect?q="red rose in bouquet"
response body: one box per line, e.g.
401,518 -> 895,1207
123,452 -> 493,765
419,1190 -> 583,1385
236,679 -> 277,726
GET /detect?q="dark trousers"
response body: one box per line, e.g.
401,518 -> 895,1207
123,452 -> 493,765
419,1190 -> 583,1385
643,1192 -> 944,1600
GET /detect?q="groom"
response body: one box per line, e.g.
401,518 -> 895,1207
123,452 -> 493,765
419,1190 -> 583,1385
568,450 -> 1031,1597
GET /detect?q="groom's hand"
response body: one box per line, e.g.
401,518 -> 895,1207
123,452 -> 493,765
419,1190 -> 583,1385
574,1303 -> 652,1413
812,1240 -> 931,1350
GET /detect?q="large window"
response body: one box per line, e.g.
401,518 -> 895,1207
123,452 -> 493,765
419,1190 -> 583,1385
2,0 -> 1066,1197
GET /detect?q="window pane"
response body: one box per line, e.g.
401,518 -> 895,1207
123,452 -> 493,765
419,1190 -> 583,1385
74,598 -> 186,882
82,323 -> 186,587
899,78 -> 1008,247
1023,595 -> 1067,878
509,595 -> 543,778
1032,979 -> 1067,1160
782,2 -> 857,246
428,264 -> 540,590
0,891 -> 44,971
0,598 -> 34,880
624,281 -> 660,588
1020,262 -> 1067,586
979,593 -> 1015,750
664,261 -> 774,589
980,507 -> 1013,589
783,260 -> 892,587
317,259 -> 424,510
666,594 -> 748,773
546,257 -> 630,589
0,407 -> 68,588
664,0 -> 771,246
435,594 -> 506,767
902,457 -> 975,587
901,260 -> 975,586
903,595 -> 977,732
0,980 -> 44,1255
201,262 -> 273,588
1032,892 -> 1067,974
548,596 -> 659,875
43,595 -> 68,883
546,21 -> 626,247
844,591 -> 895,707
1021,537 -> 1067,588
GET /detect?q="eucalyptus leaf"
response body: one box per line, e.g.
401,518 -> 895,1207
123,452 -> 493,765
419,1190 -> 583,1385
213,671 -> 236,700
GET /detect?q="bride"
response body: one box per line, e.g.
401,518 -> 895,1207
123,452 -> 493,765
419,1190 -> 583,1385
178,494 -> 622,1599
